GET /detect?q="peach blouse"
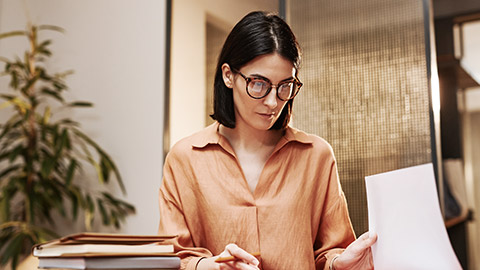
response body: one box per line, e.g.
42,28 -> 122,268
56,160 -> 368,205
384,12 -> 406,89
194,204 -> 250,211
158,122 -> 355,270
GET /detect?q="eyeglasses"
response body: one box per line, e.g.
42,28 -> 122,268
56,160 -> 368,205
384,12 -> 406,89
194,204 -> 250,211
233,69 -> 303,101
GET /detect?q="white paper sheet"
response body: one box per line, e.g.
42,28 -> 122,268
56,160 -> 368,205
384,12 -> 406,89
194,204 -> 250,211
365,163 -> 462,270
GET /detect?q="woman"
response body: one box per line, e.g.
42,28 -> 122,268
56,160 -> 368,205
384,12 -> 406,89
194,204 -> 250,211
158,11 -> 377,270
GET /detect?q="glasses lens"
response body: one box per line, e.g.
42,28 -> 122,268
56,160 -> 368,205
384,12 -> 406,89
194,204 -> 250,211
278,82 -> 297,100
248,79 -> 270,98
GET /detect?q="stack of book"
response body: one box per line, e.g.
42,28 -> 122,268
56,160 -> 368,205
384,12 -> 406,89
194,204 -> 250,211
33,233 -> 180,270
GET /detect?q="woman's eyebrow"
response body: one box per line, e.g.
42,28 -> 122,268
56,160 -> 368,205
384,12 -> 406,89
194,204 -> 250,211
248,73 -> 294,82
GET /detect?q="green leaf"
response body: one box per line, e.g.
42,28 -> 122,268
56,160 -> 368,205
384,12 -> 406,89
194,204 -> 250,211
8,145 -> 24,162
52,81 -> 67,91
0,231 -> 25,268
69,190 -> 79,220
54,69 -> 74,79
38,25 -> 65,33
86,195 -> 95,214
0,164 -> 21,179
40,88 -> 64,102
85,154 -> 105,184
33,180 -> 61,224
85,195 -> 95,230
0,151 -> 10,163
42,106 -> 51,124
112,215 -> 121,228
37,47 -> 52,57
21,73 -> 40,95
97,199 -> 109,225
10,73 -> 18,89
0,185 -> 16,221
0,94 -> 16,101
71,187 -> 86,209
64,128 -> 71,150
40,155 -> 55,179
74,129 -> 126,193
23,52 -> 30,75
28,95 -> 38,108
65,159 -> 77,186
0,30 -> 27,39
38,68 -> 53,81
53,196 -> 66,217
68,101 -> 93,107
55,128 -> 68,156
38,39 -> 52,49
0,197 -> 9,221
0,228 -> 13,251
30,225 -> 58,244
57,118 -> 79,126
102,192 -> 135,215
100,155 -> 111,183
0,122 -> 14,142
0,56 -> 10,63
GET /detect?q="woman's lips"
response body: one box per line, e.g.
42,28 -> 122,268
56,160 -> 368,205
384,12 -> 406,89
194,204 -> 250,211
257,112 -> 275,119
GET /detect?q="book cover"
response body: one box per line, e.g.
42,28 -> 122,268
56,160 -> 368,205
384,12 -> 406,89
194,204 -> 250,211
38,256 -> 181,269
33,233 -> 177,257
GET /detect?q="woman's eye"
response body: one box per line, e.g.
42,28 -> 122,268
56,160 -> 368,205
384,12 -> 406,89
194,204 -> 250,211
279,83 -> 292,91
251,81 -> 267,91
257,80 -> 267,86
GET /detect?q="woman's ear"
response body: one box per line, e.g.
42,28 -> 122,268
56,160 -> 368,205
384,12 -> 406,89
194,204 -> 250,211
222,63 -> 234,88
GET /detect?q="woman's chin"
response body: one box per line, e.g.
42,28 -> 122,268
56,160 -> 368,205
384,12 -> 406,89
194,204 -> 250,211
251,119 -> 278,131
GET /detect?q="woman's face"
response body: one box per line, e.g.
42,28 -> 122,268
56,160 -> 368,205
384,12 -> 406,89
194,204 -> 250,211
222,53 -> 296,131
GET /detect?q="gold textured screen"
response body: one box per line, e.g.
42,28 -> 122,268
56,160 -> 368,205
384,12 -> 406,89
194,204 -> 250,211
288,0 -> 434,234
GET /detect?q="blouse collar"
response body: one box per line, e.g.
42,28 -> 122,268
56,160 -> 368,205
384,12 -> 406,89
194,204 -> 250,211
191,122 -> 313,150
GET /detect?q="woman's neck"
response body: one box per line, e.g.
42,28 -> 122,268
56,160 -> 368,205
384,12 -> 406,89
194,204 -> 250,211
218,120 -> 283,152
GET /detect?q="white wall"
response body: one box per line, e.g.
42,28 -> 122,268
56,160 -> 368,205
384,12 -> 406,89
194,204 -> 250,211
170,0 -> 206,147
462,21 -> 480,84
460,20 -> 480,270
0,0 -> 167,235
462,87 -> 480,270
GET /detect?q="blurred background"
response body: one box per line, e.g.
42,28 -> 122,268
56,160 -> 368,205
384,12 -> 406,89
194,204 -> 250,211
0,0 -> 479,269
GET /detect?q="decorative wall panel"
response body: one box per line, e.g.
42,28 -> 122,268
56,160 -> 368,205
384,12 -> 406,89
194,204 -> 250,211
288,0 -> 434,234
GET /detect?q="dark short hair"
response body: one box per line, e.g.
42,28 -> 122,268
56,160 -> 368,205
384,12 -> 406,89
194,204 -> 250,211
210,11 -> 301,130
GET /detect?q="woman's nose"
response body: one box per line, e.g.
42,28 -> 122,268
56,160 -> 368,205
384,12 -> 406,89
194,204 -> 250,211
263,86 -> 278,109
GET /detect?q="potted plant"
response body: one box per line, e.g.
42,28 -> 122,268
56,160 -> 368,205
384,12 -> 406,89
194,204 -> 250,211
0,24 -> 135,269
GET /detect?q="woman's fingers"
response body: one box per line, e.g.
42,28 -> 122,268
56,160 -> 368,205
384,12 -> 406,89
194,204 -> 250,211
215,243 -> 260,270
218,263 -> 238,270
233,261 -> 260,270
218,259 -> 259,270
333,232 -> 376,270
220,261 -> 259,270
225,244 -> 260,266
357,231 -> 377,249
366,232 -> 378,247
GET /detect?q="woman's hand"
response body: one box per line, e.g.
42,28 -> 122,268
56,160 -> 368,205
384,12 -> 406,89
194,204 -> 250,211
333,232 -> 377,270
196,243 -> 260,270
